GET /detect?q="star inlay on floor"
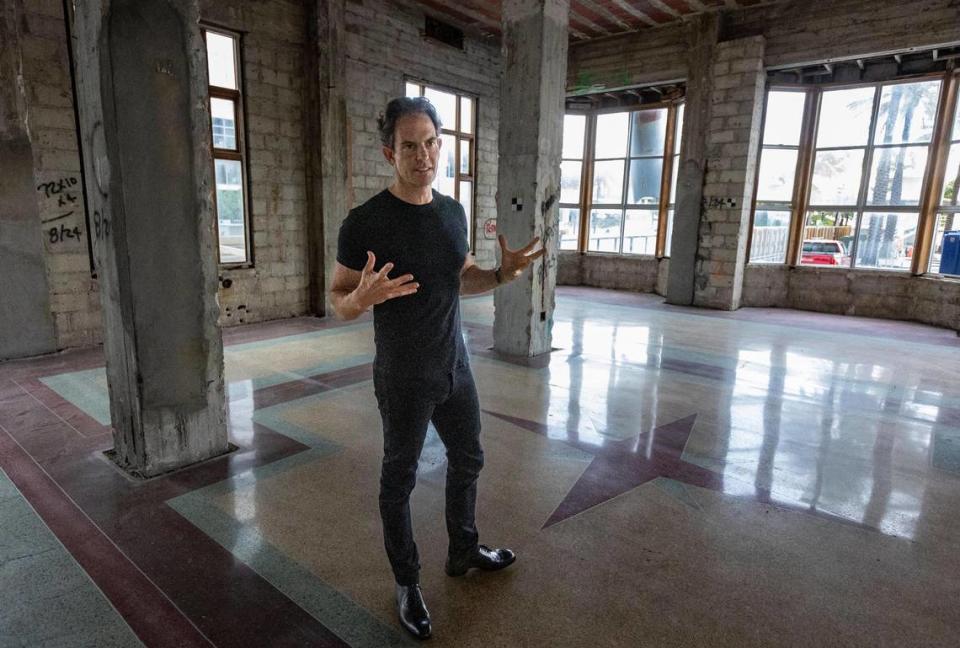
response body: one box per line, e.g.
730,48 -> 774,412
5,289 -> 960,648
484,410 -> 714,527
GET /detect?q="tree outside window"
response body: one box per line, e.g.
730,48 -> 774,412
749,76 -> 953,274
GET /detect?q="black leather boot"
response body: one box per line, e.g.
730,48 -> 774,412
445,544 -> 516,577
396,583 -> 431,640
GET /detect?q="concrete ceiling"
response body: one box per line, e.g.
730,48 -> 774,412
410,0 -> 779,42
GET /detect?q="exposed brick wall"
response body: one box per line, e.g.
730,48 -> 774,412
14,0 -> 315,350
12,0 -> 959,357
693,36 -> 766,310
743,266 -> 960,331
567,23 -> 686,92
201,0 -> 311,326
558,253 -> 667,295
557,252 -> 582,285
342,0 -> 502,267
14,0 -> 502,354
18,0 -> 99,349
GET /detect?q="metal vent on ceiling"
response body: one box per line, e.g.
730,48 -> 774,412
424,15 -> 464,50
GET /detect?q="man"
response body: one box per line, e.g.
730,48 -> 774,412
330,96 -> 544,640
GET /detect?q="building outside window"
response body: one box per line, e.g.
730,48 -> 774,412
749,72 -> 959,275
561,102 -> 683,257
405,81 -> 476,247
204,29 -> 251,266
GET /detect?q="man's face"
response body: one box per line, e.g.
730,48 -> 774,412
383,112 -> 442,189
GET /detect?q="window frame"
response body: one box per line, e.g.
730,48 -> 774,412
918,70 -> 960,274
747,87 -> 812,265
564,101 -> 684,258
405,79 -> 477,250
662,104 -> 682,257
202,27 -> 253,268
559,111 -> 589,252
748,72 -> 955,274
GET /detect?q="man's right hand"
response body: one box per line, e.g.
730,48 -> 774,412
351,251 -> 419,310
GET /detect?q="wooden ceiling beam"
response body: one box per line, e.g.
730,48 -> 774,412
569,1 -> 617,37
571,0 -> 626,34
628,0 -> 677,24
647,0 -> 682,18
406,0 -> 788,42
579,0 -> 634,31
608,0 -> 658,27
568,25 -> 594,41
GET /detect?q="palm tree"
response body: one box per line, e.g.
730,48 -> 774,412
860,85 -> 904,265
860,83 -> 937,264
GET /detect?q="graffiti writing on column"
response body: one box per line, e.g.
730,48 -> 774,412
38,176 -> 83,245
93,210 -> 111,240
37,176 -> 79,202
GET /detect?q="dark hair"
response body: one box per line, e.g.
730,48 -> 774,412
377,96 -> 442,148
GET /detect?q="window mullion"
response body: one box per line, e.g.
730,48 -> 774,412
915,73 -> 957,273
747,91 -> 771,263
849,86 -> 884,268
213,149 -> 243,161
578,114 -> 595,253
619,151 -> 630,254
656,106 -> 676,257
657,160 -> 672,256
788,88 -> 819,266
454,96 -> 461,211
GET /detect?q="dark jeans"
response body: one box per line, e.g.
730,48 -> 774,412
373,359 -> 484,586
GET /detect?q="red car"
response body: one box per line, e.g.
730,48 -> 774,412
801,239 -> 848,266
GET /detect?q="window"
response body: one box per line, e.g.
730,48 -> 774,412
809,81 -> 937,270
406,81 -> 476,246
750,90 -> 806,263
562,103 -> 683,256
749,77 -> 952,273
204,29 -> 250,265
559,114 -> 586,250
930,76 -> 960,275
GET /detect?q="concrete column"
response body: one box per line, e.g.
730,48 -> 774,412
305,0 -> 349,316
0,0 -> 57,360
693,36 -> 766,310
494,0 -> 569,357
666,14 -> 718,306
72,0 -> 228,477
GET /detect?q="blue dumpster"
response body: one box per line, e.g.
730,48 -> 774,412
942,231 -> 960,275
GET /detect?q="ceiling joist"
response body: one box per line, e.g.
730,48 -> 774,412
409,0 -> 766,44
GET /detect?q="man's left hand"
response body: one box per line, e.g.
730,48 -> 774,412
498,234 -> 545,283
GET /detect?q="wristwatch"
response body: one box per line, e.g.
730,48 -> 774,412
494,266 -> 503,285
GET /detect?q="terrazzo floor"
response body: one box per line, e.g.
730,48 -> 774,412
2,287 -> 959,647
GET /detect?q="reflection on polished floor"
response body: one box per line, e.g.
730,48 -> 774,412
2,286 -> 960,647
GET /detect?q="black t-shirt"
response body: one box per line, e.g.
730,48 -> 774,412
337,189 -> 469,379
